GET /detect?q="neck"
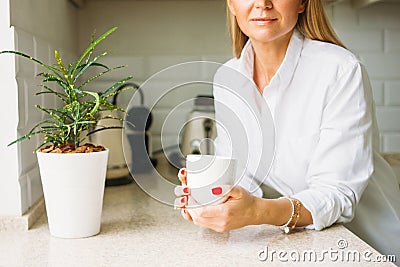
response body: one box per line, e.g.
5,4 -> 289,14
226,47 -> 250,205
252,31 -> 293,92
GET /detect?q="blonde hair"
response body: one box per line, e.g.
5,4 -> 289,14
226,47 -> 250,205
227,0 -> 345,58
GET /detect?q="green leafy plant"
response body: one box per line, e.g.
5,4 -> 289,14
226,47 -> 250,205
1,27 -> 134,151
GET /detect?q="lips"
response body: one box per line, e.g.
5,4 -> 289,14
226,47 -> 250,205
250,17 -> 277,22
250,17 -> 278,25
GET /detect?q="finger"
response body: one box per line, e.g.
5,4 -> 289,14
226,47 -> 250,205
186,194 -> 202,209
193,204 -> 223,218
189,207 -> 224,230
216,185 -> 244,199
177,168 -> 187,185
173,196 -> 188,209
181,208 -> 193,221
174,185 -> 190,197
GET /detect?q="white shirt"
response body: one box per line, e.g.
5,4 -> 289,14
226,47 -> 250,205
213,30 -> 400,258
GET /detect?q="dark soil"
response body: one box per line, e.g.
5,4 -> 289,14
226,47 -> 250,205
39,143 -> 106,153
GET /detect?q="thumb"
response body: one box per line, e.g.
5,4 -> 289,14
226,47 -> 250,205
211,185 -> 244,199
210,185 -> 233,197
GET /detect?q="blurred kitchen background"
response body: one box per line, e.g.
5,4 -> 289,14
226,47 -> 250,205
1,0 -> 399,218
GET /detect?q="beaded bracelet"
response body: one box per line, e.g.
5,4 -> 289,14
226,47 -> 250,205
291,198 -> 301,229
279,197 -> 301,234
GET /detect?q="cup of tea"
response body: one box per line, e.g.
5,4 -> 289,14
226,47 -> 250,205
186,154 -> 237,207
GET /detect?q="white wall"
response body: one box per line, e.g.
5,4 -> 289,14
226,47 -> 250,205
78,0 -> 230,56
2,0 -> 400,216
78,0 -> 400,154
0,0 -> 21,216
10,0 -> 78,53
78,0 -> 232,152
329,2 -> 400,152
0,0 -> 78,216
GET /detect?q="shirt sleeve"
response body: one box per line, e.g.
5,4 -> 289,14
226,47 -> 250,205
293,62 -> 374,230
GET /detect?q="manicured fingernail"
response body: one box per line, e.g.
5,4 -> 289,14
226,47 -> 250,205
174,196 -> 187,209
174,198 -> 182,209
174,186 -> 190,196
180,169 -> 186,175
212,187 -> 223,195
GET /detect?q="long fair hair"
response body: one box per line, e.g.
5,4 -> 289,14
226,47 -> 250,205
227,0 -> 345,58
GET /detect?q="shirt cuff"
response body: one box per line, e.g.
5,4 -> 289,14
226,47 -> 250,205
292,189 -> 340,231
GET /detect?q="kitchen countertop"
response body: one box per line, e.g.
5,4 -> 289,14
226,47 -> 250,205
0,163 -> 396,266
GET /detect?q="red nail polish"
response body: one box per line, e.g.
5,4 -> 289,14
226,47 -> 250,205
180,197 -> 186,203
212,187 -> 222,195
183,187 -> 189,194
180,169 -> 185,175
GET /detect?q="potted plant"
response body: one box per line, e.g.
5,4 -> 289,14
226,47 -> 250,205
1,27 -> 134,238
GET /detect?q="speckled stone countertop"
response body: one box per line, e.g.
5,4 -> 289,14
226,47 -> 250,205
0,172 -> 396,266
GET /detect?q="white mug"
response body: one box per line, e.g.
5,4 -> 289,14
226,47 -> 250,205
186,154 -> 237,207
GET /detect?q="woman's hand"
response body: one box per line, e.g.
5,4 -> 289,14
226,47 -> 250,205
174,168 -> 261,232
188,185 -> 260,232
174,168 -> 194,221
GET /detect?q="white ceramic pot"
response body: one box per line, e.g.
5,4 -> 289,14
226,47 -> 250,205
37,149 -> 109,238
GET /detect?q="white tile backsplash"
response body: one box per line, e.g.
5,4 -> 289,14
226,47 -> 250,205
358,4 -> 400,29
28,166 -> 42,210
385,80 -> 400,106
13,2 -> 400,167
359,53 -> 400,79
376,107 -> 400,132
201,55 -> 232,64
33,36 -> 51,76
85,2 -> 400,154
18,173 -> 29,215
2,0 -> 80,216
150,107 -> 192,135
144,81 -> 213,109
17,133 -> 38,176
4,0 -> 400,218
332,2 -> 400,152
382,133 -> 400,152
24,77 -> 43,130
199,58 -> 229,82
14,28 -> 35,78
147,55 -> 203,81
370,80 -> 384,106
13,27 -> 77,214
82,56 -> 147,82
40,92 -> 56,121
151,133 -> 180,155
140,80 -> 179,108
385,29 -> 400,53
16,77 -> 28,130
336,29 -> 383,52
331,2 -> 359,28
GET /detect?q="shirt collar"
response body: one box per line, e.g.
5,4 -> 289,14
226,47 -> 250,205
238,29 -> 305,91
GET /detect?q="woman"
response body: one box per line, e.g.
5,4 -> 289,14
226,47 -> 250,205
175,0 -> 400,260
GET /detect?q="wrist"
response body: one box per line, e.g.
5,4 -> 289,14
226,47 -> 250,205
253,197 -> 273,225
253,198 -> 293,226
278,197 -> 301,233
